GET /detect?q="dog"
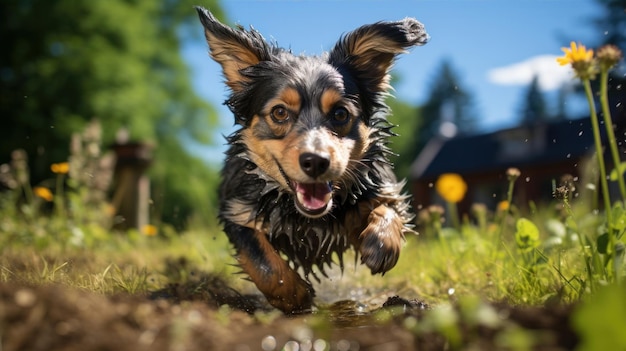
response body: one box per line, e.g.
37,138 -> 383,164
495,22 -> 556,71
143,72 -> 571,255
196,7 -> 428,314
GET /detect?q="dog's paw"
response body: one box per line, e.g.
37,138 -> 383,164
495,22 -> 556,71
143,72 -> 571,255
265,271 -> 314,314
359,205 -> 405,274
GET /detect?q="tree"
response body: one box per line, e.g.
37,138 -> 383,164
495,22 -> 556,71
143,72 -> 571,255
519,75 -> 549,124
410,60 -> 478,160
591,0 -> 626,128
0,0 -> 224,229
386,96 -> 421,180
593,0 -> 626,49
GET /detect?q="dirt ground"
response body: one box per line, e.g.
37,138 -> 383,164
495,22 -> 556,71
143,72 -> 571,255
0,273 -> 579,351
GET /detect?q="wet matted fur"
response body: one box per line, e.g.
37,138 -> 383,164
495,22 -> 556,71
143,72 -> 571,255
196,7 -> 429,314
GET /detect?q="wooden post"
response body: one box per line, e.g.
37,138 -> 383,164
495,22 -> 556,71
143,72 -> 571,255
111,141 -> 153,231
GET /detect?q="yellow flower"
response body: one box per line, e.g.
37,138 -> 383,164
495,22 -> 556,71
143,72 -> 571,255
142,224 -> 158,236
557,42 -> 593,66
435,173 -> 467,203
33,186 -> 53,202
50,162 -> 69,174
556,42 -> 597,80
497,200 -> 510,212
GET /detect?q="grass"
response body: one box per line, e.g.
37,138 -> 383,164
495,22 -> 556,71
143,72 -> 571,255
1,122 -> 625,350
4,180 -> 624,350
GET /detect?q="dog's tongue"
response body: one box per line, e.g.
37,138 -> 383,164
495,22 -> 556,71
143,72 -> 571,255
295,182 -> 332,211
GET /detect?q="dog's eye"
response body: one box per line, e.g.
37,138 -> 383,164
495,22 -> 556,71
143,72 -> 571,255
331,107 -> 350,125
270,105 -> 290,123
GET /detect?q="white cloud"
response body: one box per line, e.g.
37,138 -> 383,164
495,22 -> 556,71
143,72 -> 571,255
487,55 -> 575,91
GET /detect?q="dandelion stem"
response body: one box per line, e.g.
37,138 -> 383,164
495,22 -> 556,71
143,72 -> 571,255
583,78 -> 617,281
55,173 -> 66,218
497,176 -> 516,245
583,79 -> 612,221
599,69 -> 626,202
447,201 -> 460,232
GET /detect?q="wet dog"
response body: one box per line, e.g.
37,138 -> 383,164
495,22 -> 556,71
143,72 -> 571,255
196,7 -> 428,314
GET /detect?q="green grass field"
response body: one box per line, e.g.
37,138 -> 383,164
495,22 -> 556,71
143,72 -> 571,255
1,160 -> 625,350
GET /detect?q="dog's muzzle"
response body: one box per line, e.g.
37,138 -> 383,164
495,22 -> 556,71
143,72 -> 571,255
274,152 -> 332,218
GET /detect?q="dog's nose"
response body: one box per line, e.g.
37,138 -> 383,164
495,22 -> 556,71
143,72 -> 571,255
299,153 -> 330,178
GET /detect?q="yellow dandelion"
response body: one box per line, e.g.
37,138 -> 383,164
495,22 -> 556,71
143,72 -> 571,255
557,41 -> 597,80
142,224 -> 158,236
435,173 -> 467,203
556,41 -> 593,66
50,162 -> 69,174
33,186 -> 53,202
497,200 -> 510,212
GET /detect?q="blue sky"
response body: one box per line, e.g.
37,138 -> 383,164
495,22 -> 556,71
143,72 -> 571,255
182,0 -> 604,164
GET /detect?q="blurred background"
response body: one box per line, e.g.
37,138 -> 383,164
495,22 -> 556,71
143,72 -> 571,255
1,0 -> 624,231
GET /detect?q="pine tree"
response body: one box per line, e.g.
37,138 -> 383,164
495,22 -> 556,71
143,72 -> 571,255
413,60 -> 478,155
519,75 -> 549,124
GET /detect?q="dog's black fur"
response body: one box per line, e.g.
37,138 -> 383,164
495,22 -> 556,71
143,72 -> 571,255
196,7 -> 428,314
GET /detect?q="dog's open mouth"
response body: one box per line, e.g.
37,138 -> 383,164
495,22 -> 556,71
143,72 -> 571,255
292,181 -> 333,218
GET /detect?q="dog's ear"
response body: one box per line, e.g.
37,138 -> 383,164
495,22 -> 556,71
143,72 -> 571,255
195,7 -> 270,92
328,18 -> 428,93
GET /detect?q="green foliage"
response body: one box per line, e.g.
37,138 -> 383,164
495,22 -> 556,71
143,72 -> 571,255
386,96 -> 421,180
0,0 -> 224,228
573,282 -> 626,351
515,218 -> 540,252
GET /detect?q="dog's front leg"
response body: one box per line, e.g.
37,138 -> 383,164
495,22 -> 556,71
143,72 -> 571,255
223,222 -> 313,314
356,201 -> 407,275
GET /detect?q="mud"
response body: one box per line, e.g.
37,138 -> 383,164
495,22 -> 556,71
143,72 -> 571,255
0,274 -> 578,351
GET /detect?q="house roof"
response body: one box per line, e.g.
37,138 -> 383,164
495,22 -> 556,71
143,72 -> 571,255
410,117 -> 602,180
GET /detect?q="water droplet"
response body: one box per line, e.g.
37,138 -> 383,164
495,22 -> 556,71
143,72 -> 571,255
616,84 -> 622,90
278,279 -> 284,285
552,139 -> 557,144
313,339 -> 327,351
283,340 -> 300,351
566,153 -> 571,159
578,131 -> 583,136
428,183 -> 433,188
336,339 -> 352,351
447,287 -> 455,295
262,335 -> 277,351
617,102 -> 622,108
604,31 -> 609,35
525,177 -> 531,182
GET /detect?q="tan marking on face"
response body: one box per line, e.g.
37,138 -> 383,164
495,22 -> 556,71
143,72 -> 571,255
279,87 -> 301,110
349,122 -> 372,160
320,89 -> 343,115
261,87 -> 302,137
241,118 -> 294,190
